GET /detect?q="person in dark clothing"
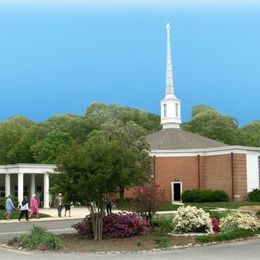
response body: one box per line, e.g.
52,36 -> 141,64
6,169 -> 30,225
18,196 -> 29,221
105,194 -> 113,214
106,200 -> 112,214
64,201 -> 71,217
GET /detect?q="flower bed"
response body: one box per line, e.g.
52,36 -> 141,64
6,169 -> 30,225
220,212 -> 260,232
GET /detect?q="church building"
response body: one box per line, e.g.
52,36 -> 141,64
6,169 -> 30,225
146,23 -> 260,201
0,24 -> 260,206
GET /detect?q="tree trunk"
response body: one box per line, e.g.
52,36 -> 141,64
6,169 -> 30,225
88,202 -> 105,240
119,186 -> 125,204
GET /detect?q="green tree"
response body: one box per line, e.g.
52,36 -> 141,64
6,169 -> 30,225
0,116 -> 35,164
51,130 -> 151,240
100,119 -> 151,202
239,121 -> 260,147
183,105 -> 239,145
32,129 -> 72,163
46,114 -> 95,143
85,102 -> 161,133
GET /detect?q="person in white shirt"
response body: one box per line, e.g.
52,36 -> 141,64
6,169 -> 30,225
18,196 -> 29,221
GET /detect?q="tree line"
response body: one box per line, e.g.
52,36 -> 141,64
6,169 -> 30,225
0,103 -> 259,166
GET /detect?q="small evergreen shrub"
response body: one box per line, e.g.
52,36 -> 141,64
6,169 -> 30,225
73,213 -> 151,239
248,189 -> 260,202
220,212 -> 260,233
154,237 -> 171,248
0,198 -> 5,209
18,226 -> 63,250
182,189 -> 229,202
172,206 -> 211,234
152,216 -> 174,234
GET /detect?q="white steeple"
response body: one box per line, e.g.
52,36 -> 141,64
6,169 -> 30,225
160,23 -> 181,129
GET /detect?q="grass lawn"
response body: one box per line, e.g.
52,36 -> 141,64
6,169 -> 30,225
157,201 -> 260,211
0,209 -> 50,220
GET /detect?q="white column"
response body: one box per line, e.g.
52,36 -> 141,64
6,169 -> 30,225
43,173 -> 50,208
30,174 -> 36,197
18,173 -> 24,204
5,174 -> 11,197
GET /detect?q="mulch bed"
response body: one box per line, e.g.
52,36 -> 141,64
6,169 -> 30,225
56,233 -> 195,253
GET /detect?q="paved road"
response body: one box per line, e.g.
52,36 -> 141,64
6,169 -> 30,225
0,220 -> 79,244
0,238 -> 259,260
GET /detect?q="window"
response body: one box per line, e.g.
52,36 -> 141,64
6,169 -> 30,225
0,186 -> 5,197
163,104 -> 167,117
175,103 -> 179,117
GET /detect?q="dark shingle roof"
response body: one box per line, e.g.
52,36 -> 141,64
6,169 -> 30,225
146,128 -> 227,150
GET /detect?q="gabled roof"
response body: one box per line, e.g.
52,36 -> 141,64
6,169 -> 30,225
146,128 -> 228,150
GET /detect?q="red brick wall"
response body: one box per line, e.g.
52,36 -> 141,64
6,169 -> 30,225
232,153 -> 247,200
125,153 -> 247,202
153,156 -> 199,201
202,154 -> 233,200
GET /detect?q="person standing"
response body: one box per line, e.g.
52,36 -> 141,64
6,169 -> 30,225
105,194 -> 112,214
64,201 -> 71,217
5,195 -> 16,220
29,194 -> 39,218
18,196 -> 29,221
55,193 -> 64,217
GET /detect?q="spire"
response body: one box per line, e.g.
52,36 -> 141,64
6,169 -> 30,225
166,23 -> 174,96
160,23 -> 181,129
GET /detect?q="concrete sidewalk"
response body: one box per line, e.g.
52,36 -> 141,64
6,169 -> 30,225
0,207 -> 176,224
0,207 -> 90,224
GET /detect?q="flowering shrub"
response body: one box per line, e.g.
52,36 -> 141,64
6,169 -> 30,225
172,206 -> 211,234
73,213 -> 151,239
103,213 -> 150,238
220,212 -> 260,233
211,218 -> 220,232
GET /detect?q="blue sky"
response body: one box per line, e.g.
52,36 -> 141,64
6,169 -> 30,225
0,0 -> 259,126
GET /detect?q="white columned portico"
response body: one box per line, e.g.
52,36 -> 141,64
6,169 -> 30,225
5,173 -> 11,197
43,173 -> 50,208
30,173 -> 36,197
18,173 -> 24,204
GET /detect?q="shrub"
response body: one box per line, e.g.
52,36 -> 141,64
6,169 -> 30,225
208,210 -> 231,220
73,212 -> 151,239
152,216 -> 174,234
195,229 -> 255,243
132,182 -> 165,226
172,206 -> 211,234
211,218 -> 220,232
154,237 -> 171,248
0,198 -> 5,209
220,212 -> 260,233
182,189 -> 229,202
248,189 -> 260,202
18,226 -> 63,250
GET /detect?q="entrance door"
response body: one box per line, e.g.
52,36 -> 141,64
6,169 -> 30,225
171,182 -> 182,201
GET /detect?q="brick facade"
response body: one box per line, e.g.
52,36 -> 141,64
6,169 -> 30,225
125,152 -> 248,202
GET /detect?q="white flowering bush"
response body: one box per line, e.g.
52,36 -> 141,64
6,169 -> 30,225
172,206 -> 211,234
220,212 -> 260,233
